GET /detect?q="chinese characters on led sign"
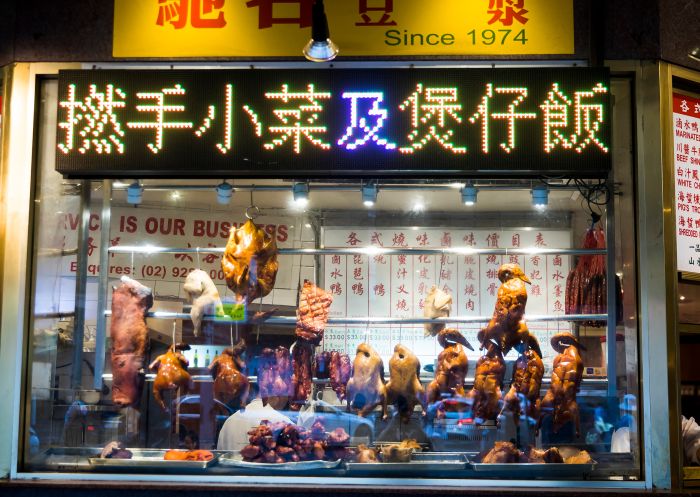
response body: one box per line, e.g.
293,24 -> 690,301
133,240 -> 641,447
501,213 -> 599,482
56,69 -> 610,177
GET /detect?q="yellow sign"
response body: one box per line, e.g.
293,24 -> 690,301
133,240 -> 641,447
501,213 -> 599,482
114,0 -> 573,57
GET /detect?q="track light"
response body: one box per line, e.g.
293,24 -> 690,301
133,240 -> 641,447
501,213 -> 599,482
216,181 -> 233,205
303,0 -> 338,62
461,184 -> 478,206
362,184 -> 378,207
689,47 -> 700,63
127,181 -> 143,205
531,185 -> 549,209
293,182 -> 309,207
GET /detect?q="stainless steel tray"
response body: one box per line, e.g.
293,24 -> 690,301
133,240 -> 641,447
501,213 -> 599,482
346,452 -> 469,474
89,449 -> 219,470
219,454 -> 341,471
469,460 -> 597,477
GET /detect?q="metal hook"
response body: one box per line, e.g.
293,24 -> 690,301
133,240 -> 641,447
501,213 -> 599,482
196,247 -> 200,269
245,205 -> 260,220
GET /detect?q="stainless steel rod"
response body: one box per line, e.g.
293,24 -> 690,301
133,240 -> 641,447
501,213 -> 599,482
108,246 -> 606,256
70,185 -> 91,390
94,180 -> 112,391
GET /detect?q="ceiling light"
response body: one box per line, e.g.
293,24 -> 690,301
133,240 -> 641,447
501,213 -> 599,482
303,0 -> 339,62
681,295 -> 687,301
461,184 -> 478,206
127,181 -> 143,205
362,184 -> 378,207
689,47 -> 700,63
112,181 -> 129,188
216,181 -> 233,205
304,223 -> 312,229
170,191 -> 181,201
293,182 -> 309,207
412,201 -> 425,212
531,185 -> 549,210
449,182 -> 466,189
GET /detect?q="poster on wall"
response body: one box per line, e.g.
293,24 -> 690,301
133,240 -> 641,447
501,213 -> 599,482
674,92 -> 700,273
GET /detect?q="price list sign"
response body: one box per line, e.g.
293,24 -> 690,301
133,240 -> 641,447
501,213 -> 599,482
674,93 -> 700,273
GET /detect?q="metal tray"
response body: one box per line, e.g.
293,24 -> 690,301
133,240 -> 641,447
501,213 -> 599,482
469,460 -> 597,477
219,454 -> 341,471
89,449 -> 219,470
346,452 -> 469,474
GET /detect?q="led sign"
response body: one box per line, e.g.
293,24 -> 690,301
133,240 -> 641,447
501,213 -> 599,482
56,69 -> 611,178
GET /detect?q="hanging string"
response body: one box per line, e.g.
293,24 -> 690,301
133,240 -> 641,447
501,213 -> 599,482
172,321 -> 176,347
130,251 -> 135,277
196,247 -> 200,270
230,323 -> 234,349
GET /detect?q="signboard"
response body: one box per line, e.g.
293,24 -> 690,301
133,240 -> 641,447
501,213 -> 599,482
113,0 -> 574,58
322,227 -> 571,370
56,68 -> 611,178
674,92 -> 700,273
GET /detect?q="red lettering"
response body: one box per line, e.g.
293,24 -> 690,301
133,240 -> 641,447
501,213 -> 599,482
70,261 -> 77,272
68,213 -> 80,231
220,221 -> 232,238
145,217 -> 158,234
125,216 -> 137,233
89,213 -> 100,231
277,224 -> 288,242
193,220 -> 205,237
265,224 -> 275,238
173,218 -> 186,236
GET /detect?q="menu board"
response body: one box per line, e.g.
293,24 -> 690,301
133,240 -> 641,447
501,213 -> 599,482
322,228 -> 572,369
674,92 -> 700,273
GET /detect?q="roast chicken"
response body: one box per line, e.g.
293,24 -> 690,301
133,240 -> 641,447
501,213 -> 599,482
480,441 -> 523,463
110,276 -> 154,408
258,346 -> 293,408
539,332 -> 585,437
526,446 -> 564,463
183,269 -> 224,336
467,339 -> 506,424
500,347 -> 544,426
291,341 -> 314,411
329,351 -> 352,402
347,343 -> 388,418
221,219 -> 278,302
386,344 -> 425,422
149,343 -> 194,411
427,328 -> 473,404
423,286 -> 452,337
209,339 -> 249,408
355,444 -> 379,463
295,281 -> 333,345
478,263 -> 542,358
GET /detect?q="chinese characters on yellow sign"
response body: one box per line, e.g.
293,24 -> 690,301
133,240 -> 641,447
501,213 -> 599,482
114,0 -> 573,57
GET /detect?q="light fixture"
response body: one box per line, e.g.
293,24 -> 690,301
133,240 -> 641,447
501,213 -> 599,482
216,181 -> 233,205
412,201 -> 425,212
293,182 -> 309,207
170,191 -> 181,201
531,185 -> 549,209
681,295 -> 687,301
689,47 -> 700,63
461,184 -> 478,206
127,181 -> 143,205
303,0 -> 339,62
362,183 -> 378,207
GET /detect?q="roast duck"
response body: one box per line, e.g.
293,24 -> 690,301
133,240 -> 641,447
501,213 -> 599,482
209,339 -> 249,408
149,343 -> 194,411
478,263 -> 542,358
329,351 -> 352,401
386,344 -> 425,422
427,328 -> 473,405
221,219 -> 278,303
291,341 -> 314,411
539,332 -> 585,437
500,346 -> 544,426
347,343 -> 388,418
423,286 -> 452,337
467,338 -> 506,424
183,269 -> 224,336
110,276 -> 153,408
258,346 -> 293,408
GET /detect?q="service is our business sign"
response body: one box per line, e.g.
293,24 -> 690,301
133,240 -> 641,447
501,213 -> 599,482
113,0 -> 574,58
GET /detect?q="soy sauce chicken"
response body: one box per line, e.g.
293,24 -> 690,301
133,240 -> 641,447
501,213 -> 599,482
209,339 -> 249,409
149,343 -> 194,411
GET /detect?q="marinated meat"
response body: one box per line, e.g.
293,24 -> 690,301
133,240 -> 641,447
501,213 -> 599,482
526,446 -> 564,463
209,339 -> 249,408
500,348 -> 544,426
149,343 -> 194,411
386,344 -> 425,422
258,346 -> 293,408
100,441 -> 132,459
347,343 -> 388,418
295,281 -> 333,345
183,269 -> 224,336
467,339 -> 506,424
427,328 -> 473,404
355,444 -> 378,463
539,332 -> 585,437
330,351 -> 352,402
315,351 -> 331,380
423,286 -> 452,337
291,341 -> 314,411
221,219 -> 278,302
481,441 -> 523,464
110,276 -> 153,408
478,263 -> 542,358
163,450 -> 214,461
565,450 -> 593,464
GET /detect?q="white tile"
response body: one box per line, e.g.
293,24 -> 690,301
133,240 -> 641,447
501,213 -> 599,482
273,288 -> 297,307
301,266 -> 316,285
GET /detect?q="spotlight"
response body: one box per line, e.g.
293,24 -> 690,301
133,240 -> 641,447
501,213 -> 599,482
303,0 -> 339,62
362,184 -> 378,207
689,47 -> 700,63
127,181 -> 143,205
461,184 -> 478,206
293,182 -> 309,207
216,181 -> 233,205
170,191 -> 181,201
531,185 -> 549,209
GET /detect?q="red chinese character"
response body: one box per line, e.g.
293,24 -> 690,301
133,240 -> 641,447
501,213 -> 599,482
175,243 -> 194,262
465,299 -> 475,311
486,269 -> 498,279
486,254 -> 498,265
486,0 -> 529,26
463,232 -> 476,246
419,268 -> 429,279
441,232 -> 452,247
203,243 -> 219,264
396,299 -> 408,311
511,234 -> 520,247
418,298 -> 425,310
396,255 -> 407,265
352,283 -> 364,295
464,256 -> 476,265
553,300 -> 564,312
373,283 -> 386,296
396,268 -> 407,279
157,0 -> 226,29
346,232 -> 362,246
535,232 -> 546,247
529,270 -> 542,281
330,283 -> 342,295
553,255 -> 562,267
392,232 -> 407,247
353,267 -> 363,280
330,268 -> 343,279
487,282 -> 498,296
418,255 -> 431,264
530,255 -> 541,266
440,269 -> 452,280
509,255 -> 520,264
418,282 -> 427,294
331,255 -> 341,264
370,231 -> 384,246
486,232 -> 500,247
465,268 -> 475,280
397,284 -> 409,295
531,284 -> 541,297
353,255 -> 363,265
554,284 -> 562,298
373,254 -> 387,264
416,232 -> 429,246
680,191 -> 687,202
552,270 -> 564,282
355,0 -> 397,26
464,284 -> 477,296
246,0 -> 312,28
442,284 -> 453,294
440,254 -> 454,265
